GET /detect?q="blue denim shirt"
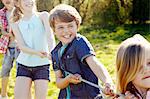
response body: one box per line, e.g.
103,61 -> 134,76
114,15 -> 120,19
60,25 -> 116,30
51,34 -> 100,99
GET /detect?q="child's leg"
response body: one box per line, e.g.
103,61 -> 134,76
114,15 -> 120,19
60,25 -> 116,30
15,63 -> 33,99
14,76 -> 32,99
33,65 -> 50,99
1,77 -> 9,97
1,49 -> 14,97
34,80 -> 48,99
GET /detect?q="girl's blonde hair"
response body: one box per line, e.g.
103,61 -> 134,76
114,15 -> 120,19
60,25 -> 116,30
116,34 -> 150,94
49,4 -> 82,31
10,0 -> 22,22
10,0 -> 37,22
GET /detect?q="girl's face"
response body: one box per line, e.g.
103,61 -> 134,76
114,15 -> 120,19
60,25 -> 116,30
20,0 -> 35,12
54,20 -> 78,45
132,51 -> 150,90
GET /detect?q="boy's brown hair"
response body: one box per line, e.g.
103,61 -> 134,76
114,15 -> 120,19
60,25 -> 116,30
49,4 -> 82,31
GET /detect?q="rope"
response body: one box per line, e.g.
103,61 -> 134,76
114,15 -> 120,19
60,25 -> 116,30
64,71 -> 125,99
64,71 -> 106,98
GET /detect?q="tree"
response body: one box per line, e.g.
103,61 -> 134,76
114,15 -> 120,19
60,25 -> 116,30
130,0 -> 150,24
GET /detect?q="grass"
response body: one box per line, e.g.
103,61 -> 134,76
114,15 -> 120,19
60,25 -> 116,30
0,24 -> 150,98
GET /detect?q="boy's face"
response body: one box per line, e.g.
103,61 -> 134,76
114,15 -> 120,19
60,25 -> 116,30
54,20 -> 78,45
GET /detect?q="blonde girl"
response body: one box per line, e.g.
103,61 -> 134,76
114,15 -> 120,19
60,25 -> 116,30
116,34 -> 150,99
10,0 -> 55,99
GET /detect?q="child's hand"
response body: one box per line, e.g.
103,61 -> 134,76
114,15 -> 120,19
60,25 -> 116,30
124,91 -> 138,99
103,83 -> 115,96
146,90 -> 150,99
47,53 -> 52,60
112,91 -> 138,99
38,51 -> 48,58
113,94 -> 125,99
40,52 -> 52,60
66,74 -> 81,84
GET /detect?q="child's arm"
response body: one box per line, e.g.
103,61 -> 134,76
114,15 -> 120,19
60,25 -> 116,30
11,22 -> 47,58
0,26 -> 13,37
54,70 -> 81,89
39,11 -> 56,53
85,55 -> 114,95
85,55 -> 113,84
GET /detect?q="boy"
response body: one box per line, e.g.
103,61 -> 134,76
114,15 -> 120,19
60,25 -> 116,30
49,4 -> 113,98
0,0 -> 19,98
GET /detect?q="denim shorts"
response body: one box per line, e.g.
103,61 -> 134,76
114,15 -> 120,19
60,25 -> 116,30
1,47 -> 20,77
16,63 -> 50,81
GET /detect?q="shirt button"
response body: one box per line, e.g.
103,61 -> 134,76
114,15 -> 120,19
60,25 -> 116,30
54,62 -> 56,64
67,55 -> 70,58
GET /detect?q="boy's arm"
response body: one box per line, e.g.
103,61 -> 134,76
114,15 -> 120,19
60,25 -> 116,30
55,70 -> 70,89
55,70 -> 81,89
85,55 -> 114,96
85,55 -> 113,84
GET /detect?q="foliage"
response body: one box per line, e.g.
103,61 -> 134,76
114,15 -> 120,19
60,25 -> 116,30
79,24 -> 150,43
0,1 -> 4,9
91,0 -> 121,26
130,0 -> 150,24
35,0 -> 150,26
0,0 -> 149,26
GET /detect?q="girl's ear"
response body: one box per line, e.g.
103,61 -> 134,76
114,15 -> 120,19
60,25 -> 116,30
75,21 -> 80,30
77,24 -> 80,30
53,31 -> 56,35
52,27 -> 56,34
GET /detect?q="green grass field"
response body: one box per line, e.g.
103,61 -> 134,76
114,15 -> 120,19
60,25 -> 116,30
0,24 -> 150,99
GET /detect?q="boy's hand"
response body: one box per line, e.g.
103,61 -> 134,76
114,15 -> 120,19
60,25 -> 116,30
66,74 -> 81,84
103,83 -> 115,96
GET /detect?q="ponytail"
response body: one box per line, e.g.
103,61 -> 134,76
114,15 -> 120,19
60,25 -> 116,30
10,6 -> 22,23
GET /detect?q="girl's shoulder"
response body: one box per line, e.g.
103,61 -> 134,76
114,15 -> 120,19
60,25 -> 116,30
37,11 -> 49,20
10,21 -> 19,29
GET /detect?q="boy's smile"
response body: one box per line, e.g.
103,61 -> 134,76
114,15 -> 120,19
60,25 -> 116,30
54,20 -> 78,45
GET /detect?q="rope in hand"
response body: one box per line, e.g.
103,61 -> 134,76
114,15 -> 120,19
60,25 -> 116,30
64,71 -> 125,99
